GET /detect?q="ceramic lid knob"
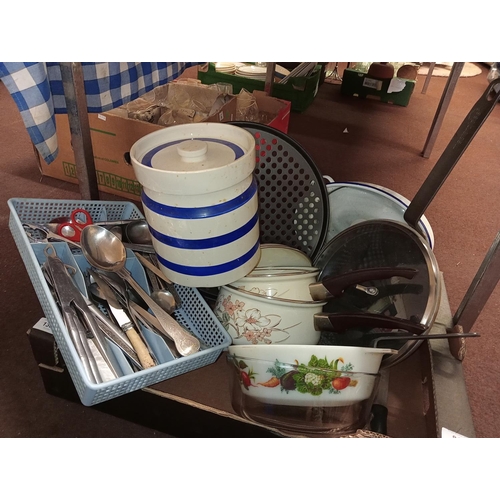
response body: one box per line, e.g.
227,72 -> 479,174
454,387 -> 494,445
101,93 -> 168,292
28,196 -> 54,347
176,140 -> 208,162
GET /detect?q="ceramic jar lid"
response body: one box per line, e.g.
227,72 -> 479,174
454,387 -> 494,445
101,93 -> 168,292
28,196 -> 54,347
141,137 -> 246,172
130,123 -> 256,195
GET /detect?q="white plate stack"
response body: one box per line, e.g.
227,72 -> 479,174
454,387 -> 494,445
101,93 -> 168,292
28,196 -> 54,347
215,62 -> 236,74
235,64 -> 267,80
279,62 -> 317,84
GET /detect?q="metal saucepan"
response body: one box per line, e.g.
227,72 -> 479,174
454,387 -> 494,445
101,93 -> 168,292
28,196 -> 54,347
314,220 -> 440,368
313,79 -> 500,368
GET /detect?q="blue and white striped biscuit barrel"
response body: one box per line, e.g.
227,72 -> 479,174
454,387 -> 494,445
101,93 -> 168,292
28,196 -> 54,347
130,123 -> 260,287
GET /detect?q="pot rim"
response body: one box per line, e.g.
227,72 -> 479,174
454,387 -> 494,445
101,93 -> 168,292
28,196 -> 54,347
227,345 -> 398,357
227,354 -> 382,377
242,266 -> 319,278
223,284 -> 326,306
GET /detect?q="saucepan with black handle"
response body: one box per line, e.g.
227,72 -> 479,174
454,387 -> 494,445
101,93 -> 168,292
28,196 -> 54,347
313,79 -> 500,368
314,311 -> 480,348
313,311 -> 429,363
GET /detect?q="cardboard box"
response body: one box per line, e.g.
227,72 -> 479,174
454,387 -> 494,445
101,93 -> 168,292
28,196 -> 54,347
25,276 -> 476,438
37,85 -> 291,201
341,68 -> 416,107
27,323 -> 436,438
198,63 -> 321,113
37,82 -> 238,201
252,90 -> 291,134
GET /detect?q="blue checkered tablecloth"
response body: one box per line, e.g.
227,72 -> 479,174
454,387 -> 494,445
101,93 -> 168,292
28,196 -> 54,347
0,62 -> 200,164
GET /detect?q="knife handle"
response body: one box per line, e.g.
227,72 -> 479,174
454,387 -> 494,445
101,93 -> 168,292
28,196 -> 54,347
123,325 -> 156,369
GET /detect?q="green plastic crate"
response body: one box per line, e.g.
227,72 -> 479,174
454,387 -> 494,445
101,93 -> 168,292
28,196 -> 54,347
340,68 -> 415,107
197,63 -> 321,113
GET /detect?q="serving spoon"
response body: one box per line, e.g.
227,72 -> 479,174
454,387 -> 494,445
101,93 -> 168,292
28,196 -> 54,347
125,219 -> 152,245
79,225 -> 201,357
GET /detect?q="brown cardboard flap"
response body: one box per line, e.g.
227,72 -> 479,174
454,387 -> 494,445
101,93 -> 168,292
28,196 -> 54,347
253,90 -> 289,114
37,85 -> 237,201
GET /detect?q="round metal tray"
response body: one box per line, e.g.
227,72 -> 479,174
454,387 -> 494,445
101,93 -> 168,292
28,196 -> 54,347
230,122 -> 330,261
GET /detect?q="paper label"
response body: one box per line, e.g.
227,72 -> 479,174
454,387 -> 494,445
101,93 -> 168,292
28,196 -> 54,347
98,114 -> 106,121
387,78 -> 407,94
33,317 -> 53,334
441,427 -> 468,438
363,77 -> 382,91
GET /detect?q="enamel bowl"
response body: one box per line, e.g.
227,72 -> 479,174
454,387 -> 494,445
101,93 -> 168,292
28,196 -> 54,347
214,285 -> 326,345
227,343 -> 395,375
228,354 -> 381,408
228,356 -> 380,437
256,244 -> 312,267
326,181 -> 435,249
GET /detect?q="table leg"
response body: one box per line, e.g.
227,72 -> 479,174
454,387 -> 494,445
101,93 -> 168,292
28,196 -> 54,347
421,62 -> 465,159
59,62 -> 100,200
264,63 -> 276,95
421,62 -> 435,94
453,231 -> 500,332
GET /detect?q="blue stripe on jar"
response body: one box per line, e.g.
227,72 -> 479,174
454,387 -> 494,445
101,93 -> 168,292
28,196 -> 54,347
142,177 -> 257,219
141,138 -> 245,167
149,211 -> 259,249
156,240 -> 260,277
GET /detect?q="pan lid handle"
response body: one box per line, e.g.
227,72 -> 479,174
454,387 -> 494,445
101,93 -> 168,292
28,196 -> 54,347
310,267 -> 418,301
314,312 -> 426,335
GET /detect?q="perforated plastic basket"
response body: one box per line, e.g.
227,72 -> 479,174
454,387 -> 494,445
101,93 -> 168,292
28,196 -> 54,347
8,198 -> 231,406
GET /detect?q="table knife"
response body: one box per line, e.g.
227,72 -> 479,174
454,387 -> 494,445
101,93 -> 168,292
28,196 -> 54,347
89,270 -> 156,369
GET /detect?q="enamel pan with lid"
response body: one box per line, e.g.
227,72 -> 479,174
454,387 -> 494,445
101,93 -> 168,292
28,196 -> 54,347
313,78 -> 500,368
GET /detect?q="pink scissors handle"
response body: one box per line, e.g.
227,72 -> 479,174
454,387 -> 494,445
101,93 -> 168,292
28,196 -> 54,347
56,209 -> 93,242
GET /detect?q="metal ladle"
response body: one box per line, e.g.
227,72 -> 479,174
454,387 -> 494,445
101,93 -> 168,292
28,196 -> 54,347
80,225 -> 200,357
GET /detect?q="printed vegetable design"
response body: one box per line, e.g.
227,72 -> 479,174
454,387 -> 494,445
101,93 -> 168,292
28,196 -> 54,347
233,358 -> 257,390
292,355 -> 358,396
332,377 -> 351,390
214,293 -> 299,344
234,355 -> 358,397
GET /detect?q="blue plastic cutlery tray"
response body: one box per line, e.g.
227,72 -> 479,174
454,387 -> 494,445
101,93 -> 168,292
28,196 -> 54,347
8,198 -> 231,406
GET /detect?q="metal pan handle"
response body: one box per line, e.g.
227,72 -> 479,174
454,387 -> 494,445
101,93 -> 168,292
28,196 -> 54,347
372,332 -> 480,348
404,77 -> 500,228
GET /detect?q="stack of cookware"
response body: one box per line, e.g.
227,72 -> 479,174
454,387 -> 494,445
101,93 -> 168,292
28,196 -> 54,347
10,79 -> 499,433
207,80 -> 500,434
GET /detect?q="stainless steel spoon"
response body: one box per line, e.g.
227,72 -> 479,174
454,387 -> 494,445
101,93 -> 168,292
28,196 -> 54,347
134,252 -> 182,308
125,219 -> 152,245
151,288 -> 177,315
80,225 -> 200,357
144,266 -> 176,315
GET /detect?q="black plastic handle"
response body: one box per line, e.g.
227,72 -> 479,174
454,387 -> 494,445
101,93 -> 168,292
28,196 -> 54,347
314,312 -> 426,335
316,267 -> 418,299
